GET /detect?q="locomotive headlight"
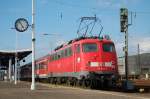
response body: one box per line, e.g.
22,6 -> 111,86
77,57 -> 81,63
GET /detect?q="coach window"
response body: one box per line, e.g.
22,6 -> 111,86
66,48 -> 69,57
54,54 -> 57,60
41,63 -> 43,69
64,47 -> 72,57
64,49 -> 67,57
39,63 -> 42,69
52,55 -> 54,61
66,47 -> 72,56
36,64 -> 39,70
68,47 -> 72,56
49,56 -> 52,62
56,53 -> 59,60
57,52 -> 61,59
83,43 -> 97,52
43,62 -> 47,69
61,50 -> 64,58
75,44 -> 80,53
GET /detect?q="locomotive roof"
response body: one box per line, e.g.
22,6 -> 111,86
54,36 -> 113,51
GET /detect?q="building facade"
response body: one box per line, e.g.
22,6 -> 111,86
118,53 -> 150,76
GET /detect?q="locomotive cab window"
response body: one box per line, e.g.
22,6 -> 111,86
83,43 -> 98,52
103,43 -> 115,52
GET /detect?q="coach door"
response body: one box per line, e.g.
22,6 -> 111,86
74,44 -> 81,72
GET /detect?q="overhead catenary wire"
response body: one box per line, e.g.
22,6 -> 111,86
51,0 -> 150,15
51,0 -> 97,10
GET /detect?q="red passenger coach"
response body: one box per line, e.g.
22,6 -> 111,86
35,36 -> 118,88
35,55 -> 49,79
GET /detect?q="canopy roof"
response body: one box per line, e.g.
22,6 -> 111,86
0,49 -> 32,69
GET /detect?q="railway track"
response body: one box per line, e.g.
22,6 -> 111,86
30,78 -> 150,93
132,79 -> 150,92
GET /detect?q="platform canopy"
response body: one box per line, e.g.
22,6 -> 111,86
0,49 -> 32,69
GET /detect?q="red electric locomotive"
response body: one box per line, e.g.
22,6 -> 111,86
35,36 -> 118,88
25,16 -> 118,88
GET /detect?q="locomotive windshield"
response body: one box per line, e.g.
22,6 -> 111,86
103,43 -> 115,52
83,43 -> 97,52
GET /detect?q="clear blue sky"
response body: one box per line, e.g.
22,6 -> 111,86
0,0 -> 150,60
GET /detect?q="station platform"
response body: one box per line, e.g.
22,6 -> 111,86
0,81 -> 50,99
0,81 -> 150,99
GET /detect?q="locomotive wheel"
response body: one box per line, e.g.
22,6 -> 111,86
92,80 -> 98,89
52,78 -> 57,84
84,79 -> 92,88
61,78 -> 65,84
49,78 -> 53,84
76,80 -> 82,87
73,79 -> 78,86
66,79 -> 72,86
69,78 -> 76,86
56,78 -> 61,84
79,79 -> 87,88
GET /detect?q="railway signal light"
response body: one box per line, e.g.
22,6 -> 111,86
120,8 -> 128,32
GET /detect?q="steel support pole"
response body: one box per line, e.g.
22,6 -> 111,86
8,58 -> 12,82
125,27 -> 128,80
14,55 -> 17,84
17,61 -> 20,82
14,31 -> 18,85
12,64 -> 14,81
137,44 -> 141,74
31,0 -> 35,90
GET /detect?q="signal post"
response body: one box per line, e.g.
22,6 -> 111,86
120,8 -> 128,80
